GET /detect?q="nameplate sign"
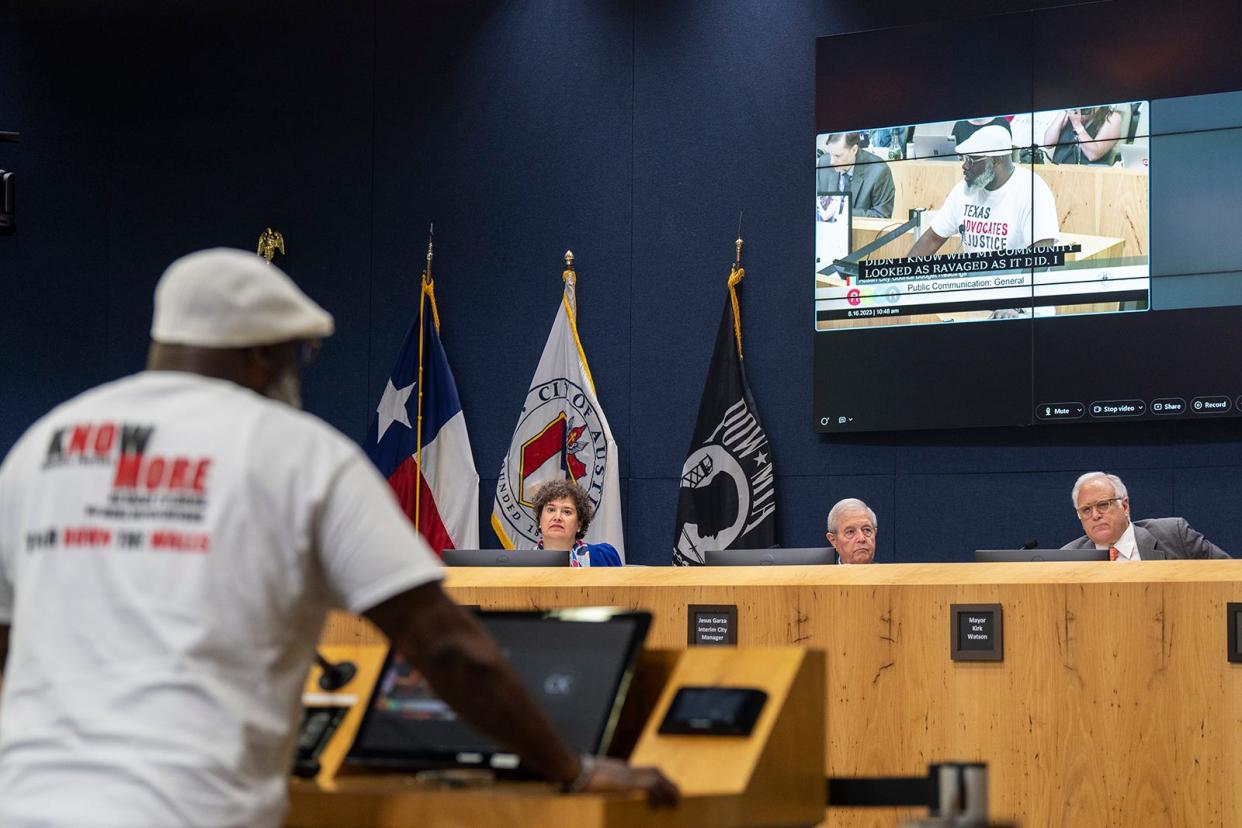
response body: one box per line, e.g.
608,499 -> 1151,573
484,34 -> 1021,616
688,604 -> 738,647
1229,603 -> 1242,664
951,603 -> 1003,661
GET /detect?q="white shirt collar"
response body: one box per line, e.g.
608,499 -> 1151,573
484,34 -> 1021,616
1095,521 -> 1137,560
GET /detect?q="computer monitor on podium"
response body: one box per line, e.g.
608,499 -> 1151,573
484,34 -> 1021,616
974,549 -> 1110,563
705,547 -> 836,566
441,548 -> 568,567
347,609 -> 650,773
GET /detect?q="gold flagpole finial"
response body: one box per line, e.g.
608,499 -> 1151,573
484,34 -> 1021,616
423,223 -> 434,283
734,211 -> 744,267
728,217 -> 746,359
563,250 -> 576,285
256,228 -> 285,262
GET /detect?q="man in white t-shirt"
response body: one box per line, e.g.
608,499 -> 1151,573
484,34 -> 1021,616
0,249 -> 677,827
908,124 -> 1059,257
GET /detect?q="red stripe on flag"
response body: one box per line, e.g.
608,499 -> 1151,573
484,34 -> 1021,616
387,456 -> 453,557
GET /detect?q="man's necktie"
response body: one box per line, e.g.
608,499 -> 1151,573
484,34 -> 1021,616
1108,545 -> 1120,561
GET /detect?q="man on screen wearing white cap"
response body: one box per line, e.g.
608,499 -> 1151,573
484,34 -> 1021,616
908,124 -> 1059,257
0,249 -> 676,827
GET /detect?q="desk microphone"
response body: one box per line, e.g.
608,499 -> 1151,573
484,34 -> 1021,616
314,651 -> 357,691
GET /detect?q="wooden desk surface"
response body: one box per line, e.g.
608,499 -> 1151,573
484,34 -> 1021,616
287,779 -> 810,828
443,559 -> 1242,587
320,561 -> 1242,827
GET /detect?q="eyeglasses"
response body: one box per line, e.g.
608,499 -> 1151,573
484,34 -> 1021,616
960,154 -> 988,166
1076,497 -> 1124,519
299,339 -> 321,367
837,525 -> 875,540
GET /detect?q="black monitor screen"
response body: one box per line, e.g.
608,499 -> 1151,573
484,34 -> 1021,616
704,547 -> 835,566
441,548 -> 569,567
974,548 -> 1110,563
347,610 -> 649,772
813,4 -> 1242,433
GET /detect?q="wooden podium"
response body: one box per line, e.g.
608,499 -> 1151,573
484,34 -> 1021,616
311,561 -> 1242,827
286,646 -> 826,828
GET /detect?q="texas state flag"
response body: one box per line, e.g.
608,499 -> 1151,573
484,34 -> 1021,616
365,285 -> 479,555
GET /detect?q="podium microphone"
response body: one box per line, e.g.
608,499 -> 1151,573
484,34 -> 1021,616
314,651 -> 357,691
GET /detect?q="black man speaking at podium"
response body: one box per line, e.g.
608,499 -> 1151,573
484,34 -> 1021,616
0,249 -> 677,828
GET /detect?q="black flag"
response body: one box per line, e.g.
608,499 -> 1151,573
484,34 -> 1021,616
672,269 -> 776,565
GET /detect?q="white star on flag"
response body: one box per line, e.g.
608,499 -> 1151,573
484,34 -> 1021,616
376,379 -> 414,442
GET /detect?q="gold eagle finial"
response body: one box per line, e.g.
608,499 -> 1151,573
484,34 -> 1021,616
256,228 -> 285,262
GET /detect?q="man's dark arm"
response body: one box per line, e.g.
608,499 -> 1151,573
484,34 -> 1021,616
365,582 -> 678,805
0,623 -> 8,678
909,228 -> 947,257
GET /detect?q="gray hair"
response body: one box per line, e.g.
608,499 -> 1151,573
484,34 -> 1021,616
1070,472 -> 1128,507
826,498 -> 877,534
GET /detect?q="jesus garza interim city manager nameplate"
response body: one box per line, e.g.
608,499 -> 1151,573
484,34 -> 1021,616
950,603 -> 1003,662
687,604 -> 738,647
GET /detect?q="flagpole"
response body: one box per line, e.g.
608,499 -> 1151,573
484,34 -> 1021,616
414,224 -> 434,534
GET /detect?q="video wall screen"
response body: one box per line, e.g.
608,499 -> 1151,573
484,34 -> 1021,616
815,103 -> 1150,331
812,4 -> 1242,433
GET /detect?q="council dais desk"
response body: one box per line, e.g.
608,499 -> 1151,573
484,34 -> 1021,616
320,561 -> 1242,827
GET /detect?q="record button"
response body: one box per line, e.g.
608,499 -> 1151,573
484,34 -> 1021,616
1191,396 -> 1231,414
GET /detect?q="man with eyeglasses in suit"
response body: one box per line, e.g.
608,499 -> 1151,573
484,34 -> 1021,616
1061,472 -> 1230,560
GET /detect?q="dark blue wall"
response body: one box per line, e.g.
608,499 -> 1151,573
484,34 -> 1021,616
3,0 -> 1241,565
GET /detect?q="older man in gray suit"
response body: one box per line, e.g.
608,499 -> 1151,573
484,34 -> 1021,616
1062,471 -> 1230,560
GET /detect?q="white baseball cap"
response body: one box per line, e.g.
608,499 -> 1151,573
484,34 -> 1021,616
955,125 -> 1015,157
151,248 -> 335,347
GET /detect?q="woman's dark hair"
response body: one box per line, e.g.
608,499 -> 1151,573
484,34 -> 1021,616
1082,106 -> 1116,134
532,479 -> 593,539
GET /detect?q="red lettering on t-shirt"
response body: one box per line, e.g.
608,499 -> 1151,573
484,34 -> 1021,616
112,454 -> 211,493
144,457 -> 166,490
93,423 -> 116,456
67,424 -> 91,456
191,459 -> 210,493
63,526 -> 112,547
167,458 -> 190,490
150,530 -> 210,553
114,454 -> 142,487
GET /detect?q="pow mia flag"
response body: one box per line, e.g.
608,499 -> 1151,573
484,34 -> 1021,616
673,267 -> 776,565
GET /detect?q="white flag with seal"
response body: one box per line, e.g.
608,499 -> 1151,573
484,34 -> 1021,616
491,267 -> 624,557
